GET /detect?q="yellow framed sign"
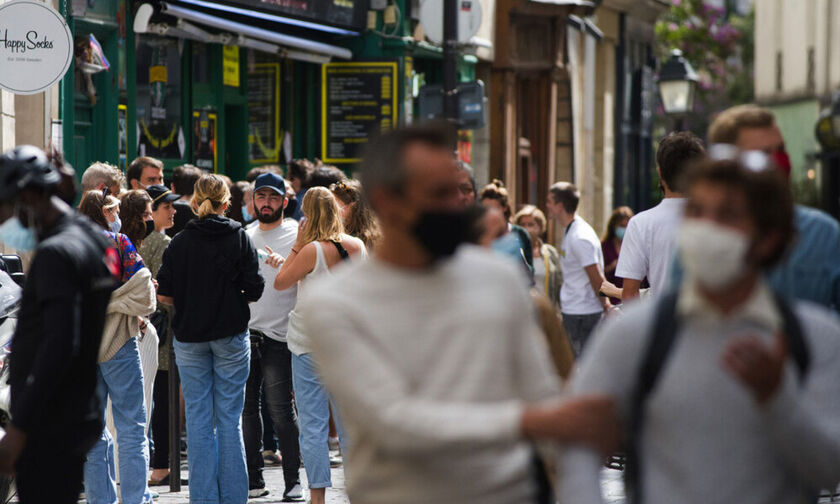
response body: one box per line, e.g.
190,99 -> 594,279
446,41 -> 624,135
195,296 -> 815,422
321,61 -> 398,164
247,63 -> 281,164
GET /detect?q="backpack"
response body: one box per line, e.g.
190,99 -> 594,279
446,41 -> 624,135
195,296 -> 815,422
624,289 -> 810,504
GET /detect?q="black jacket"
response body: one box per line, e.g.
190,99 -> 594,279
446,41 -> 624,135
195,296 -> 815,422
167,200 -> 195,238
157,215 -> 264,343
10,213 -> 115,435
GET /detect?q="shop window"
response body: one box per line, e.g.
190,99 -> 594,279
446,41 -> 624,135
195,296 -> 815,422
193,42 -> 209,85
136,35 -> 184,160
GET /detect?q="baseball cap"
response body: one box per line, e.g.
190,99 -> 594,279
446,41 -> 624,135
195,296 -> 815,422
254,172 -> 287,197
145,184 -> 180,208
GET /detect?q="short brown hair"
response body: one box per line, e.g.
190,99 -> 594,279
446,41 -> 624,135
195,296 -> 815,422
548,182 -> 580,214
707,105 -> 776,145
127,156 -> 163,185
685,158 -> 794,268
656,132 -> 706,193
480,179 -> 512,221
171,164 -> 202,195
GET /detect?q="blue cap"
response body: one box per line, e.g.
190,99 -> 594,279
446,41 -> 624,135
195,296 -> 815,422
253,172 -> 286,197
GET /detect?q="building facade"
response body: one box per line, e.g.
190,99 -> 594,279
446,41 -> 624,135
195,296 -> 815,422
754,0 -> 838,213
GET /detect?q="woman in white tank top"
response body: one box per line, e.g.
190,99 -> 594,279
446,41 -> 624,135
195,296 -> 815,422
271,187 -> 365,504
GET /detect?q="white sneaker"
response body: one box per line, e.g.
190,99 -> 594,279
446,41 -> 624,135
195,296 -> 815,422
328,436 -> 340,451
282,483 -> 304,501
249,488 -> 269,498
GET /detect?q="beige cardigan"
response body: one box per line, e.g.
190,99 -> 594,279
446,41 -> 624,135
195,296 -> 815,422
99,268 -> 156,363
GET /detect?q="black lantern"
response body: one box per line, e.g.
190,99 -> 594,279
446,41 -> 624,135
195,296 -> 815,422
657,49 -> 698,122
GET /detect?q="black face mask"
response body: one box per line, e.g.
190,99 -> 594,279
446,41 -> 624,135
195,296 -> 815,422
144,219 -> 156,237
412,209 -> 472,261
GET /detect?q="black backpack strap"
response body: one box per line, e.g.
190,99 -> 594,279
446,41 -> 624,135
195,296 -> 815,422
331,240 -> 350,261
773,292 -> 810,381
625,290 -> 682,504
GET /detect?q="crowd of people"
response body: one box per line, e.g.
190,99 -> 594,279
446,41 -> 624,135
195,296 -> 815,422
0,102 -> 837,504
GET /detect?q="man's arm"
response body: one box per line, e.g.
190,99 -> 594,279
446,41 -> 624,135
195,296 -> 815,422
10,250 -> 84,434
302,286 -> 618,456
584,264 -> 611,311
622,278 -> 642,301
615,218 -> 646,300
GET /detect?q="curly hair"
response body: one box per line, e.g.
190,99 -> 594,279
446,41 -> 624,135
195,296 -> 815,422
331,179 -> 381,249
120,190 -> 153,248
480,179 -> 512,221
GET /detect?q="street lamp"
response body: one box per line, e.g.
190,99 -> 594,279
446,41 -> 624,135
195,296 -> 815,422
658,49 -> 698,130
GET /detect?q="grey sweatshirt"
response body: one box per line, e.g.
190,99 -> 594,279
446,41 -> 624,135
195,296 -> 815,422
297,246 -> 561,504
559,281 -> 840,504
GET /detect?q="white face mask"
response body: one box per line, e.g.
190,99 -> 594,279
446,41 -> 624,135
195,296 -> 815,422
677,218 -> 750,291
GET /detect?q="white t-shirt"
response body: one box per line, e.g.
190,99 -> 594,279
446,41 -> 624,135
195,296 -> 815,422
246,219 -> 299,342
296,246 -> 561,504
615,198 -> 686,295
560,216 -> 604,315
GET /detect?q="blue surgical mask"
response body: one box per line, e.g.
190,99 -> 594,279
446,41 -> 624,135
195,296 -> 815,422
109,214 -> 122,234
0,217 -> 37,252
615,226 -> 626,240
242,204 -> 253,223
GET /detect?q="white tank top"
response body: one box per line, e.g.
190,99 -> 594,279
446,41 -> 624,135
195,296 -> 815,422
286,241 -> 335,355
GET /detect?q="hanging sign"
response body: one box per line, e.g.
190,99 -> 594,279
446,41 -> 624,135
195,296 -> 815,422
0,0 -> 73,95
223,46 -> 240,87
321,61 -> 398,164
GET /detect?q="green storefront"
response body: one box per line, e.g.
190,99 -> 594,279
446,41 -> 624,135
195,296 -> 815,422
60,0 -> 475,181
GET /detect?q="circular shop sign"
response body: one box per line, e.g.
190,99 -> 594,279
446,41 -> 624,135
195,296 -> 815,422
0,0 -> 73,95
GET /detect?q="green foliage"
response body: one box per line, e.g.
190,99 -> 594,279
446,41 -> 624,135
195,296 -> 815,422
654,0 -> 755,136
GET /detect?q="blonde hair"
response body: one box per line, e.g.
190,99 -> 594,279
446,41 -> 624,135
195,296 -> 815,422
300,186 -> 344,245
514,205 -> 548,234
191,174 -> 231,218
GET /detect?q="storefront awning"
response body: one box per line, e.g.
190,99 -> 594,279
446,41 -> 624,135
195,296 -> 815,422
133,2 -> 353,62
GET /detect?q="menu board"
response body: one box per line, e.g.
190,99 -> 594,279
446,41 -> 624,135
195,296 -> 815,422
321,62 -> 398,164
220,0 -> 369,32
248,63 -> 281,163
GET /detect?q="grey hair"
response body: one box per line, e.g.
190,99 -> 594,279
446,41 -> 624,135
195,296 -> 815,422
359,122 -> 456,199
81,162 -> 124,193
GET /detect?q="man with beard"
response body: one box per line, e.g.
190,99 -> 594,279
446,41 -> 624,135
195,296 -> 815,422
241,173 -> 303,501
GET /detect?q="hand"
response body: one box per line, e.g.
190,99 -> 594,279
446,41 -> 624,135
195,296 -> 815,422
264,246 -> 285,269
152,279 -> 159,291
521,396 -> 621,456
0,424 -> 27,475
294,217 -> 308,248
722,331 -> 787,405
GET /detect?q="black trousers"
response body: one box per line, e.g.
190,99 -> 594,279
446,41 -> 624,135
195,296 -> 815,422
16,421 -> 100,504
242,334 -> 301,490
151,369 -> 170,469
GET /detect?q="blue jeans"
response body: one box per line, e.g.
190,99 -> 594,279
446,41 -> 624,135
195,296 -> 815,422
292,352 -> 345,489
175,332 -> 250,504
84,337 -> 152,504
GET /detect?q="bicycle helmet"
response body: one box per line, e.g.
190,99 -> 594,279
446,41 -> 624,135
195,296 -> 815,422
0,145 -> 59,201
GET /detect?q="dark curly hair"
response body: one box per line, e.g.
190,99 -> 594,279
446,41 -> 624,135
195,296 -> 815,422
119,190 -> 153,249
479,179 -> 512,221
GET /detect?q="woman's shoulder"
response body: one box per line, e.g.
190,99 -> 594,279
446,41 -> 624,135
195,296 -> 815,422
341,234 -> 366,253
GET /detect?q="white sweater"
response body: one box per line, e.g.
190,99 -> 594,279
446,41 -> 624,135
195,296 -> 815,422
297,246 -> 561,504
559,281 -> 840,504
